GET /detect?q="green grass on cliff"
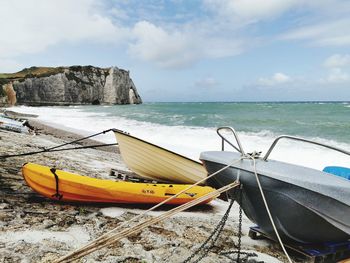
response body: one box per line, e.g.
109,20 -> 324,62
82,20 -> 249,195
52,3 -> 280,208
0,67 -> 64,80
0,66 -> 110,81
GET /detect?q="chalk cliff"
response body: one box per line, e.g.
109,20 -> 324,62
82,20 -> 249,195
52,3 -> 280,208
0,66 -> 142,106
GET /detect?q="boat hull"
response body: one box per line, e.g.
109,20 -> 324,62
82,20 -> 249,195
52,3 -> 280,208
113,129 -> 207,184
22,163 -> 216,205
201,152 -> 350,244
0,116 -> 29,133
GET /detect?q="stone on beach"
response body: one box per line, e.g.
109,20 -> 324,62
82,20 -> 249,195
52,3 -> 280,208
0,120 -> 285,262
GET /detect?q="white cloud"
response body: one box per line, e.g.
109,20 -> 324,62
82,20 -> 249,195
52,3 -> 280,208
250,54 -> 350,90
128,20 -> 246,68
323,54 -> 350,68
257,73 -> 292,86
321,68 -> 350,83
1,0 -> 350,72
116,0 -> 300,69
0,0 -> 129,58
194,77 -> 219,88
0,0 -> 250,70
129,21 -> 200,69
320,54 -> 350,84
204,0 -> 302,22
282,18 -> 350,46
108,8 -> 130,21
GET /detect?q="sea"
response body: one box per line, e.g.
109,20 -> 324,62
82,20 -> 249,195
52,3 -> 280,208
10,102 -> 350,170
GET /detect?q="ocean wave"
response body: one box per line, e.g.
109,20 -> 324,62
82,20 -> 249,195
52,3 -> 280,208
10,105 -> 350,171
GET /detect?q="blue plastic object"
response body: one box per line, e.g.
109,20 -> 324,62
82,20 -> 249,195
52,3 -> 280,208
249,226 -> 350,262
323,166 -> 350,180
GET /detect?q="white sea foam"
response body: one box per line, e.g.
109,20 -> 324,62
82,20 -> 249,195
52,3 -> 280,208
11,106 -> 350,170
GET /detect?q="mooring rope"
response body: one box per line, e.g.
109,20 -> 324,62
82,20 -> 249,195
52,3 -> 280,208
247,154 -> 293,263
54,181 -> 240,263
55,152 -> 294,263
0,124 -> 293,262
53,157 -> 244,262
0,129 -> 115,159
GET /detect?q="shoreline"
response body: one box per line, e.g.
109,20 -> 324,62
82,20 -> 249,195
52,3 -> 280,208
0,115 -> 287,262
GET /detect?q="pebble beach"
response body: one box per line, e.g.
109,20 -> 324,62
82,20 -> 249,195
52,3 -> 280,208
0,113 -> 296,263
1,1 -> 350,261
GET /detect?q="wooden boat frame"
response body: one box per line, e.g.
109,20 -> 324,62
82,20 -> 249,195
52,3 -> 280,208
113,129 -> 207,184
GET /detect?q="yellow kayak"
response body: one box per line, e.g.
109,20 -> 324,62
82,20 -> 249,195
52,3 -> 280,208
22,163 -> 216,205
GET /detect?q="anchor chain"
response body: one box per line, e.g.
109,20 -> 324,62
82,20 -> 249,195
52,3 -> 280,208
183,197 -> 235,263
183,185 -> 257,263
237,186 -> 243,262
219,250 -> 258,262
219,187 -> 258,263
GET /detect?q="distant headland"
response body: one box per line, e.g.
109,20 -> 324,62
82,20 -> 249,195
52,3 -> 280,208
0,66 -> 142,106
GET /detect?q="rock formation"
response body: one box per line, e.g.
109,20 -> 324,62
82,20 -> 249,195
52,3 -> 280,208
0,66 -> 142,106
2,83 -> 17,105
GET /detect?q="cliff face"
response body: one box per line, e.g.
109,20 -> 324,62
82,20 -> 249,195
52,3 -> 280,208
0,66 -> 142,106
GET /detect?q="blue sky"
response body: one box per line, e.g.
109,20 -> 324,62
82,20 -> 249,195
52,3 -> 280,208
1,0 -> 350,102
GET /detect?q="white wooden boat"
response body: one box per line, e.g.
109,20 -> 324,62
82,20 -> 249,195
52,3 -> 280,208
113,129 -> 207,184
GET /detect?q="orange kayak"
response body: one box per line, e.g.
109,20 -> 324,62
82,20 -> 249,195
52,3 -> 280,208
22,163 -> 217,205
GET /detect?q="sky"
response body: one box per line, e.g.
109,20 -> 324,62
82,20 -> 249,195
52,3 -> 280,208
1,0 -> 350,102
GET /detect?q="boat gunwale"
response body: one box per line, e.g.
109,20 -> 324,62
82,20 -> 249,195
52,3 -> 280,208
113,129 -> 202,165
22,162 -> 207,189
200,151 -> 350,184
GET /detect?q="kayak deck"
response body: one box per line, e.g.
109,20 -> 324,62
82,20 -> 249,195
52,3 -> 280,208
22,163 -> 216,205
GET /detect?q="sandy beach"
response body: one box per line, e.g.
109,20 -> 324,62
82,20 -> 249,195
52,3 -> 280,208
0,115 -> 294,263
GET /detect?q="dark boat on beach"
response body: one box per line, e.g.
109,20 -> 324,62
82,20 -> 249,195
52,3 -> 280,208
200,127 -> 350,244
